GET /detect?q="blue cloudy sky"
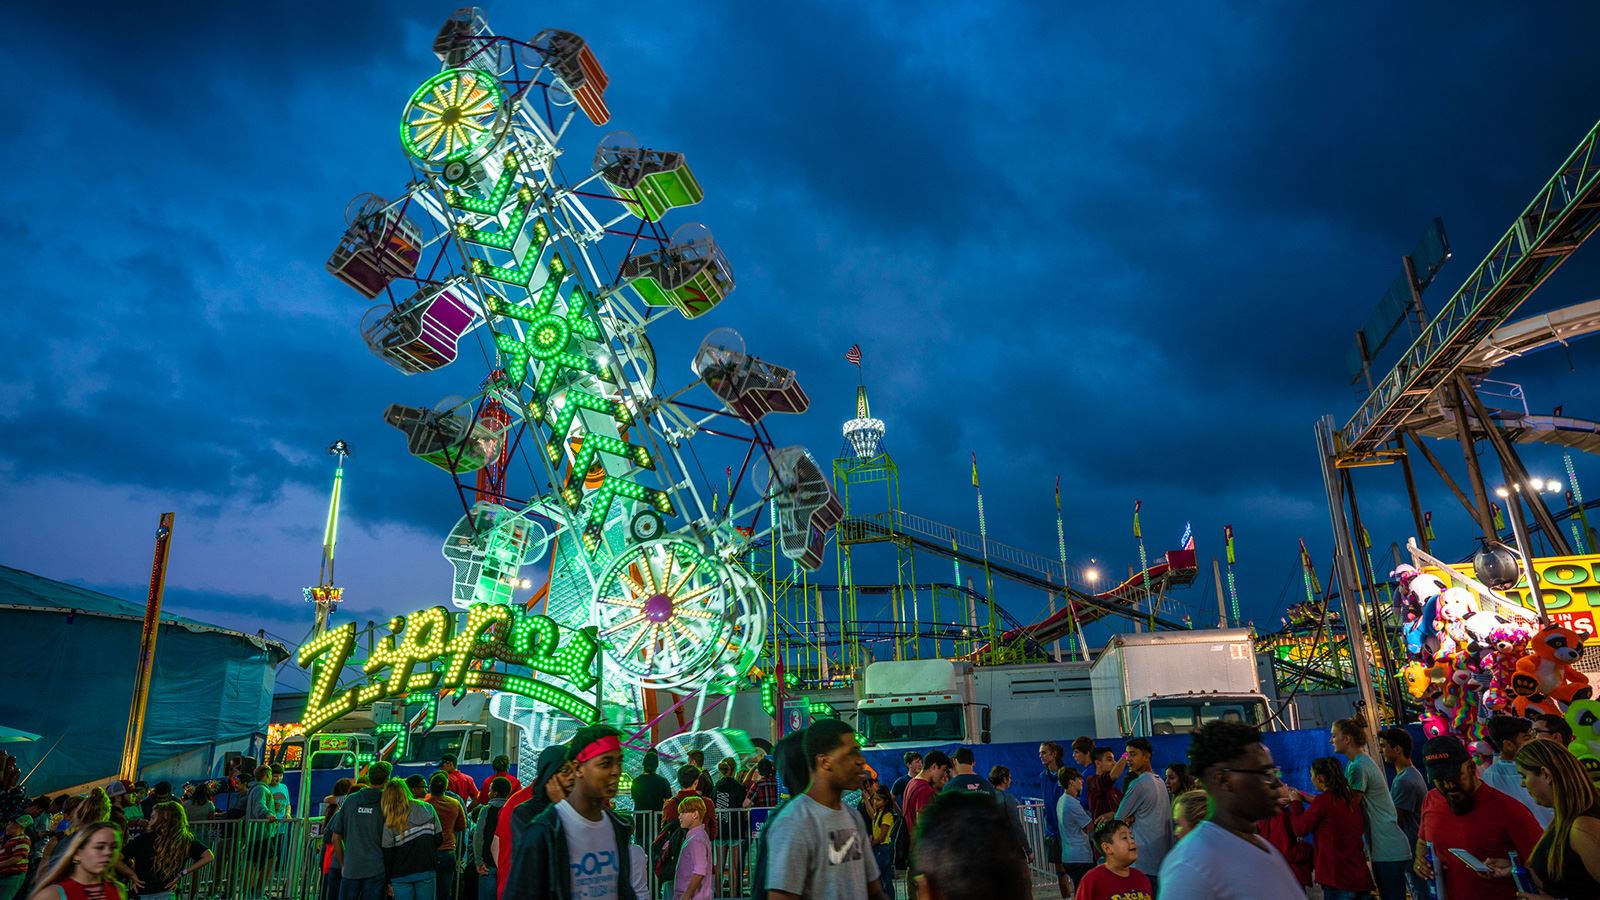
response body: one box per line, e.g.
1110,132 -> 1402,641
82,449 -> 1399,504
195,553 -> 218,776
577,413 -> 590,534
4,1 -> 1600,677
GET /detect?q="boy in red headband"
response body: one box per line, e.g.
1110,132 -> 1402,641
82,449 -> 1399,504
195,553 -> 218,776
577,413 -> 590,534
503,725 -> 644,899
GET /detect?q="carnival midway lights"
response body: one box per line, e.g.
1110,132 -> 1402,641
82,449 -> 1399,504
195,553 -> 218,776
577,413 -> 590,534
303,8 -> 842,798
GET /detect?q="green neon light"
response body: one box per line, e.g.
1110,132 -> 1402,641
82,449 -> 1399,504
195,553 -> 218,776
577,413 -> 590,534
759,673 -> 835,719
296,604 -> 598,733
400,69 -> 505,165
471,219 -> 552,288
443,140 -> 674,555
491,276 -> 609,399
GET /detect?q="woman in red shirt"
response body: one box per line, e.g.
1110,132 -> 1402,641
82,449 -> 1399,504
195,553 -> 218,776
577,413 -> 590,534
28,822 -> 126,900
1290,757 -> 1376,900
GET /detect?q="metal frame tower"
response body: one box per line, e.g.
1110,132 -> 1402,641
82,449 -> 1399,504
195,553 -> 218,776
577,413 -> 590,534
834,385 -> 921,667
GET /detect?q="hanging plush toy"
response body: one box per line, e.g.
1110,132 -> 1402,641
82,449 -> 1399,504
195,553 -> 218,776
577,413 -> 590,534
1393,564 -> 1448,661
1565,699 -> 1600,787
1435,587 -> 1478,657
1440,651 -> 1484,742
1511,623 -> 1593,716
1402,661 -> 1434,699
1420,710 -> 1451,739
1483,625 -> 1531,702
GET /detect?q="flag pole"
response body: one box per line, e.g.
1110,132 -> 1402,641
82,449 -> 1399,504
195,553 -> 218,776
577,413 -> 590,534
1054,476 -> 1081,661
1223,525 -> 1241,627
972,453 -> 999,664
1568,453 -> 1595,553
1134,501 -> 1153,629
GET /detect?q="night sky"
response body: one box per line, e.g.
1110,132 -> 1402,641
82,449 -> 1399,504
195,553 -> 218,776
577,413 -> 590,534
6,2 -> 1600,686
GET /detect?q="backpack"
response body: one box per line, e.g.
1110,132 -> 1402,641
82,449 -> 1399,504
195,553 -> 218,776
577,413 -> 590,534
652,821 -> 687,883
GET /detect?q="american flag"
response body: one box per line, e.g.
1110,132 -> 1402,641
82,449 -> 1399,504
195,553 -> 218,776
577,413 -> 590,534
844,344 -> 862,366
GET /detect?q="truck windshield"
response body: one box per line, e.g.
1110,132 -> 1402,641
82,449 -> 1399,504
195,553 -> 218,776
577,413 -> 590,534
859,704 -> 964,744
1149,698 -> 1269,735
411,728 -> 490,764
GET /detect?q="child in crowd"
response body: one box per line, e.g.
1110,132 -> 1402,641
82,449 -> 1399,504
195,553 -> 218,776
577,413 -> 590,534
0,816 -> 32,900
1074,820 -> 1153,900
1171,789 -> 1209,842
1056,768 -> 1095,891
673,796 -> 713,900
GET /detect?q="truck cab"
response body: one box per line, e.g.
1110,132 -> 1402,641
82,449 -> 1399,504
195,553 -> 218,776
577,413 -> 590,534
1119,693 -> 1272,736
1091,628 -> 1277,737
856,659 -> 990,746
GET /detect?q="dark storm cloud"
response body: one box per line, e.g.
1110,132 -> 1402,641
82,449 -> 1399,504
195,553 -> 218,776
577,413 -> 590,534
3,0 -> 1599,635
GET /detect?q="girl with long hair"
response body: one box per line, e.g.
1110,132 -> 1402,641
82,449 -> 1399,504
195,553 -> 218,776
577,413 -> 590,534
39,790 -> 111,872
380,781 -> 442,900
1513,738 -> 1600,898
118,802 -> 213,900
27,822 -> 124,900
1290,757 -> 1375,900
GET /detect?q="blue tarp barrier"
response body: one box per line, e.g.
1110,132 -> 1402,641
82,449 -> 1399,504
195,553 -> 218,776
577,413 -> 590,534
862,727 -> 1360,805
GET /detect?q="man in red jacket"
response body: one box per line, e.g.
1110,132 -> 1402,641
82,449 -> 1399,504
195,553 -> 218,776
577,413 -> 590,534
441,754 -> 479,805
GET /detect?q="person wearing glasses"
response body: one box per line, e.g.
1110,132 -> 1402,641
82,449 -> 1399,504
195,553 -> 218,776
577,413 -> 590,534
1531,713 -> 1574,746
1156,721 -> 1305,899
1332,717 -> 1414,900
1413,734 -> 1541,900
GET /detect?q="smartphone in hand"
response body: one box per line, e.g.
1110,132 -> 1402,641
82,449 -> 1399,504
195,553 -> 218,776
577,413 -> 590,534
1448,848 -> 1491,875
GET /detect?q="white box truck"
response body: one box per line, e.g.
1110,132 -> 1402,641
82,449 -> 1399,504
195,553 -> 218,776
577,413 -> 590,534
1090,628 -> 1275,737
855,658 -> 1098,746
856,659 -> 989,746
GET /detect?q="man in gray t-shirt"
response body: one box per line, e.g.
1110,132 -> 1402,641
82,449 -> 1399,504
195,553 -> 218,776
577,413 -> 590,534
765,720 -> 884,900
329,761 -> 393,897
1112,742 -> 1173,881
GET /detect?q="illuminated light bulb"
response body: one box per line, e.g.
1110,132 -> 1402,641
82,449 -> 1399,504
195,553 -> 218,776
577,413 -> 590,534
1496,487 -> 1511,498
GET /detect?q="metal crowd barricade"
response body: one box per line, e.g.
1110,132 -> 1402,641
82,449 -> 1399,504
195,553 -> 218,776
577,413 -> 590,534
1017,800 -> 1053,882
632,805 -> 774,900
166,816 -> 327,900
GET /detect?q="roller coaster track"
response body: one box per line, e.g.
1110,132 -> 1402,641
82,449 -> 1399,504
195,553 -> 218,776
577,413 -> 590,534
839,511 -> 1194,632
1340,121 -> 1600,463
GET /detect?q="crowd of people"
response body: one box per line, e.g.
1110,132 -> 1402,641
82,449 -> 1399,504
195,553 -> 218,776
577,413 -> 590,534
6,706 -> 1600,899
1022,713 -> 1599,900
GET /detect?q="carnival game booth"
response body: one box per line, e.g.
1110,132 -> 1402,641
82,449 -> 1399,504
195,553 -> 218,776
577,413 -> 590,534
0,566 -> 289,793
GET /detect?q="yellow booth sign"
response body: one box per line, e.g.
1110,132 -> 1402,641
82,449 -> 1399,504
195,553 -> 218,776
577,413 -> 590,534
1423,553 -> 1600,638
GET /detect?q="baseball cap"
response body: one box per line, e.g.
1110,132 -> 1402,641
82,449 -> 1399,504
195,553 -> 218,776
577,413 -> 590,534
105,780 -> 128,798
9,814 -> 33,828
1421,735 -> 1471,781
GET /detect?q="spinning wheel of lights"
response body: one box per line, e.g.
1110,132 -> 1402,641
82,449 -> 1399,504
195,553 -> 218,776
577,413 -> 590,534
400,68 -> 507,166
592,539 -> 737,690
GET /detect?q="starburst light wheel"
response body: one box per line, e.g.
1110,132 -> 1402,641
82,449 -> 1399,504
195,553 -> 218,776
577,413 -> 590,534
591,539 -> 735,690
400,69 -> 508,167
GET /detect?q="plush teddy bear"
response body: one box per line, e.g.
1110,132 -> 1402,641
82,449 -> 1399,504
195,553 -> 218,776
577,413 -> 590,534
1512,623 -> 1593,716
1435,587 -> 1480,657
1482,625 -> 1531,699
1564,699 -> 1600,787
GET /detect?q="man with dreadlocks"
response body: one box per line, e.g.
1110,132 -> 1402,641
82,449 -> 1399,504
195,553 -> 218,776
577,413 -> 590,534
503,726 -> 646,899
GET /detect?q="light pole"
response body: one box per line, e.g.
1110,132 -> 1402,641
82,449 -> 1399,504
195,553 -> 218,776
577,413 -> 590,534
1496,477 -> 1562,621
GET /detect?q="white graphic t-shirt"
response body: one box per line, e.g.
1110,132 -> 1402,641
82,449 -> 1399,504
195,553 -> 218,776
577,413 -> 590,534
554,799 -> 620,900
765,793 -> 881,900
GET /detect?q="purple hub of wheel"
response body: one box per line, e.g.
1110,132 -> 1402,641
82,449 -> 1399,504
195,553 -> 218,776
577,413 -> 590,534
643,593 -> 674,623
